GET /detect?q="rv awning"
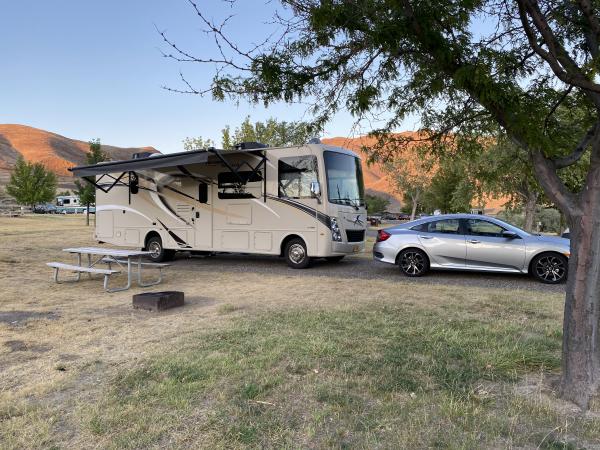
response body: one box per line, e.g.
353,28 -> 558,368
68,149 -> 233,177
69,147 -> 269,201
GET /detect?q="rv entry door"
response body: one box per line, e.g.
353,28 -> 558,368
193,182 -> 212,248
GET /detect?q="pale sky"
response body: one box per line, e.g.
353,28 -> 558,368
1,0 -> 397,152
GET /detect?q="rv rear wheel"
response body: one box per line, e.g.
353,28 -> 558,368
146,235 -> 175,263
284,238 -> 311,269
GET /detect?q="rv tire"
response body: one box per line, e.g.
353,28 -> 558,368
284,238 -> 311,269
146,235 -> 175,263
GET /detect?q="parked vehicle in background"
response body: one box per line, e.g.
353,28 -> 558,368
397,213 -> 410,220
368,215 -> 382,226
33,203 -> 57,214
56,195 -> 81,207
373,213 -> 570,284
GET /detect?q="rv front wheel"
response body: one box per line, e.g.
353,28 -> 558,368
146,235 -> 175,263
285,238 -> 311,269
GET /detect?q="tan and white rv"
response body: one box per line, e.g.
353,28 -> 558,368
70,142 -> 367,268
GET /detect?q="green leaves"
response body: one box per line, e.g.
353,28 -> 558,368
6,157 -> 57,208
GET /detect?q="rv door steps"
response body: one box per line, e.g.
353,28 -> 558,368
46,262 -> 120,291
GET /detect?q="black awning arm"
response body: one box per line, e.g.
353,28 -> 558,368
82,171 -> 129,194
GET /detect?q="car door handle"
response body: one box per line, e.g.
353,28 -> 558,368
419,235 -> 434,239
469,239 -> 481,244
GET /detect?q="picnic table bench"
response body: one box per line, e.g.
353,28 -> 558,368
46,262 -> 120,291
47,247 -> 169,293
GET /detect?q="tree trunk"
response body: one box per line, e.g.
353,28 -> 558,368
528,148 -> 600,409
523,191 -> 538,232
410,190 -> 420,221
560,199 -> 600,408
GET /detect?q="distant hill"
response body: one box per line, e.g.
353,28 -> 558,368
0,124 -> 159,189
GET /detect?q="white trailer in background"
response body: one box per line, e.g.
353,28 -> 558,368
70,142 -> 367,268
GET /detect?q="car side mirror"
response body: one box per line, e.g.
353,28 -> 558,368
310,181 -> 321,198
502,230 -> 518,239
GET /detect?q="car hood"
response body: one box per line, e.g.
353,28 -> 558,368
529,234 -> 570,247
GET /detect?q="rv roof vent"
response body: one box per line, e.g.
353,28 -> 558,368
234,141 -> 268,150
132,152 -> 154,159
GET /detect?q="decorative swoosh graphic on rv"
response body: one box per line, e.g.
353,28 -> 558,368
156,219 -> 192,248
95,205 -> 153,223
266,195 -> 331,227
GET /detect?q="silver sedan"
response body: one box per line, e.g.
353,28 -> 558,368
373,214 -> 570,284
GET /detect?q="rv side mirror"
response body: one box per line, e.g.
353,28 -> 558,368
310,181 -> 321,198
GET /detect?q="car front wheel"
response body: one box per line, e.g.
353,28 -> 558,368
398,248 -> 429,277
532,253 -> 568,284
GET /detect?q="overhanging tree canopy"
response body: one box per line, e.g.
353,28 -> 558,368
161,0 -> 600,409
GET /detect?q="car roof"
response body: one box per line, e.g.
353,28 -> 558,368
413,213 -> 498,222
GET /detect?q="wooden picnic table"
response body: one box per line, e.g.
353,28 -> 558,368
56,247 -> 167,292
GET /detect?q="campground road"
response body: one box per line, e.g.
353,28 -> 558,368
171,251 -> 565,294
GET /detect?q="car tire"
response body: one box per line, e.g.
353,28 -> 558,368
531,252 -> 568,284
325,256 -> 345,262
146,235 -> 175,263
398,248 -> 429,277
285,238 -> 311,269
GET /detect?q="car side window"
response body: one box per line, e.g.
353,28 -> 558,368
466,219 -> 505,237
422,219 -> 460,234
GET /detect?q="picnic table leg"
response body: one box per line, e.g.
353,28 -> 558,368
75,253 -> 82,282
137,256 -> 164,287
87,254 -> 92,279
104,257 -> 133,293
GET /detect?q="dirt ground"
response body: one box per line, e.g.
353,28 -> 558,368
0,214 -> 576,448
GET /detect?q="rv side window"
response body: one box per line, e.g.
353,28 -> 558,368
217,171 -> 262,199
278,156 -> 318,199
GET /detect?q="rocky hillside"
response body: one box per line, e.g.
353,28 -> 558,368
0,124 -> 158,189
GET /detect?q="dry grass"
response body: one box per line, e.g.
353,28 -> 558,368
0,215 -> 598,448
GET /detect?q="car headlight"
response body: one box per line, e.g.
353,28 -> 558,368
330,218 -> 342,242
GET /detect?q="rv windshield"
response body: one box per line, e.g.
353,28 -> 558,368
324,151 -> 365,207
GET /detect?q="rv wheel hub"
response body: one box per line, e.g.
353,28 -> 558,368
289,244 -> 306,263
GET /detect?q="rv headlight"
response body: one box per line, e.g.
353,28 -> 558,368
330,218 -> 342,242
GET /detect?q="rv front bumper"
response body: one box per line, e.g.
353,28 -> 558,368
332,241 -> 365,254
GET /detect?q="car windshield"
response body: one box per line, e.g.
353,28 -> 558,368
324,151 -> 365,207
493,217 -> 532,236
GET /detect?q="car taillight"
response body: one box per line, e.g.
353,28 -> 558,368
377,230 -> 391,242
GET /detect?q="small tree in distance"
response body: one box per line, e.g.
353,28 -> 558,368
364,194 -> 389,215
74,139 -> 106,225
6,157 -> 57,209
182,136 -> 215,150
381,143 -> 436,220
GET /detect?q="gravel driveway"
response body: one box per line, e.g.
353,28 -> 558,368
170,252 -> 566,294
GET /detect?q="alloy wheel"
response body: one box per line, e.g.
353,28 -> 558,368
400,251 -> 426,275
535,254 -> 567,283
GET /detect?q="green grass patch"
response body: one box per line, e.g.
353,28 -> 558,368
81,302 -> 600,448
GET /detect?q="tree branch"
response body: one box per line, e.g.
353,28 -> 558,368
552,123 -> 599,168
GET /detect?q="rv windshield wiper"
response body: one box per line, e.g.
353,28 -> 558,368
335,197 -> 360,210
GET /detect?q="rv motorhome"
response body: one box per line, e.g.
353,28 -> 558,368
70,142 -> 367,268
